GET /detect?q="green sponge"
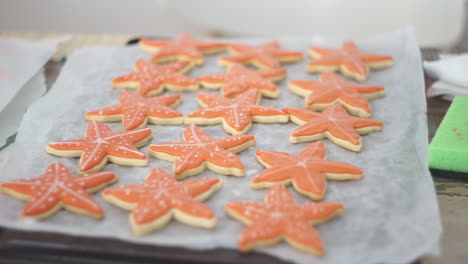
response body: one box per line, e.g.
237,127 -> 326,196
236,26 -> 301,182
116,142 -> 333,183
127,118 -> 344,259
429,96 -> 468,173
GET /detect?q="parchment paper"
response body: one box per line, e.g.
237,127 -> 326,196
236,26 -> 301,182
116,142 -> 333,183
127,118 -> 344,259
0,27 -> 441,264
0,36 -> 66,145
0,71 -> 46,145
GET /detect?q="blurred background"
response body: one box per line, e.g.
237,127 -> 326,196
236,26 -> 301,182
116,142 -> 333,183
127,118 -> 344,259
0,0 -> 466,49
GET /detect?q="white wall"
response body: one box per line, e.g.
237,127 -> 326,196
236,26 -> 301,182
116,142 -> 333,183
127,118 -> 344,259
0,0 -> 464,47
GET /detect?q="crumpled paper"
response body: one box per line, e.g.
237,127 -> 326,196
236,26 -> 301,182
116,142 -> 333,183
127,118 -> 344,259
0,36 -> 65,145
0,27 -> 440,264
424,53 -> 468,100
0,71 -> 46,146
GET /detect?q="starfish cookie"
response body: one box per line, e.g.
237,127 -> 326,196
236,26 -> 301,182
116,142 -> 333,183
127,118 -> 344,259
252,141 -> 362,200
103,168 -> 222,236
197,63 -> 286,98
1,162 -> 117,220
307,41 -> 393,82
86,90 -> 184,130
148,125 -> 255,179
219,41 -> 303,69
288,71 -> 385,118
139,32 -> 227,66
111,58 -> 198,97
284,105 -> 383,151
185,90 -> 288,135
226,184 -> 344,256
47,121 -> 152,174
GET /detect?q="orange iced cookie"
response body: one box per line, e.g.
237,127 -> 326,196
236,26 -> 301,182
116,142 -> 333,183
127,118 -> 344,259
86,90 -> 184,131
47,121 -> 152,174
284,104 -> 383,151
197,63 -> 286,98
307,41 -> 393,82
139,32 -> 227,66
185,90 -> 288,135
288,71 -> 385,118
148,125 -> 255,179
111,58 -> 197,97
1,162 -> 117,220
219,41 -> 303,69
225,184 -> 344,256
252,141 -> 362,200
103,168 -> 222,236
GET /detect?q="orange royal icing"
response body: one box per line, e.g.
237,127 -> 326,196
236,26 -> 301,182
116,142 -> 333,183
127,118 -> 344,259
139,32 -> 227,65
252,141 -> 362,200
197,63 -> 285,98
220,41 -> 303,69
307,41 -> 393,79
1,162 -> 117,219
226,184 -> 344,255
284,104 -> 383,147
47,121 -> 152,174
86,90 -> 183,130
289,71 -> 385,117
149,125 -> 255,178
186,90 -> 287,135
103,168 -> 221,230
111,58 -> 196,97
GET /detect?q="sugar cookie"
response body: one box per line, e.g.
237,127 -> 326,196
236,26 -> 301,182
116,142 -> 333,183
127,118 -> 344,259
139,32 -> 227,66
86,90 -> 184,130
1,162 -> 117,220
252,141 -> 362,200
103,168 -> 222,236
46,121 -> 152,174
219,41 -> 303,69
197,63 -> 286,98
288,71 -> 385,118
148,125 -> 255,179
111,58 -> 197,97
284,104 -> 383,151
185,90 -> 288,135
225,184 -> 344,256
307,41 -> 393,82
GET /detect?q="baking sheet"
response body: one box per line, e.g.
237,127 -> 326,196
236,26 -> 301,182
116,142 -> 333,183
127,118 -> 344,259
0,27 -> 440,264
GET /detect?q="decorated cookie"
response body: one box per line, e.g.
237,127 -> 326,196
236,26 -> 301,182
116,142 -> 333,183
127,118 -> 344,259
225,184 -> 344,256
139,32 -> 227,66
86,90 -> 184,130
1,162 -> 117,220
307,41 -> 393,82
111,58 -> 197,97
148,125 -> 255,179
197,63 -> 286,98
284,104 -> 383,151
288,71 -> 385,118
47,121 -> 152,174
185,90 -> 288,135
219,41 -> 303,69
252,142 -> 362,200
103,168 -> 222,236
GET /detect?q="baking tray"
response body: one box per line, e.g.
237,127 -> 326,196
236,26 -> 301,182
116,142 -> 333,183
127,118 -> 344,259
0,38 -> 441,264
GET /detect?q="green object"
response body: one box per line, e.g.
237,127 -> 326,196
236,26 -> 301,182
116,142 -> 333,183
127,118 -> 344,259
429,96 -> 468,172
